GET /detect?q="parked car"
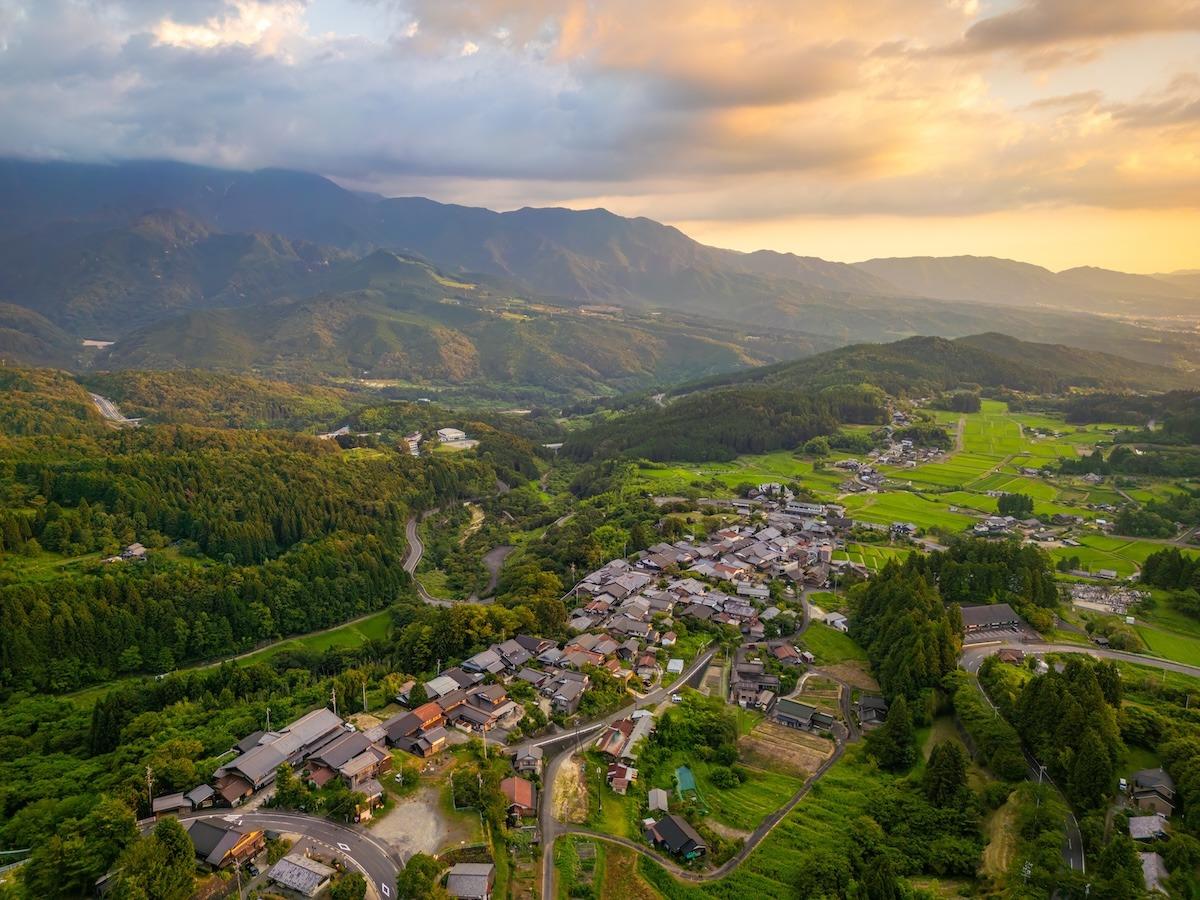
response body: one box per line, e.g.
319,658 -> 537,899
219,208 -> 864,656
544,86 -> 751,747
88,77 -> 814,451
1118,778 -> 1128,793
671,694 -> 682,703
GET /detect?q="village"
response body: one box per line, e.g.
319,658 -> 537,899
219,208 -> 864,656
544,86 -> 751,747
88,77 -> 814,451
138,489 -> 906,898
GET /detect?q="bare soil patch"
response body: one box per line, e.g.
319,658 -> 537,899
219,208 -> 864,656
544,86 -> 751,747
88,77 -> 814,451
459,502 -> 485,544
706,819 -> 752,841
981,796 -> 1018,877
821,662 -> 880,691
554,754 -> 589,824
371,783 -> 447,858
371,756 -> 482,857
739,721 -> 833,776
348,712 -> 383,731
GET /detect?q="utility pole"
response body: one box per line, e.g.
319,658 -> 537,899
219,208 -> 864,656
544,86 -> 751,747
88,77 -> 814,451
145,766 -> 154,807
265,707 -> 271,732
331,685 -> 338,718
362,680 -> 369,714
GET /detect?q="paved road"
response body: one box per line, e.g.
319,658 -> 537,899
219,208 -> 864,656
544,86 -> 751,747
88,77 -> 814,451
961,640 -> 1200,678
186,810 -> 402,900
960,639 -> 1200,875
89,392 -> 141,426
403,516 -> 497,606
403,518 -> 496,609
539,648 -> 718,899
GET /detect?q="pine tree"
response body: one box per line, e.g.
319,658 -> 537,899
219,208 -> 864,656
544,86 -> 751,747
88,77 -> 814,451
925,741 -> 969,809
870,695 -> 916,772
1068,727 -> 1113,810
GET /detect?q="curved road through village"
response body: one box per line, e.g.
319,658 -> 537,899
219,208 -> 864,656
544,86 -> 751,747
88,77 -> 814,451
190,519 -> 1200,897
184,810 -> 402,900
538,629 -> 1200,894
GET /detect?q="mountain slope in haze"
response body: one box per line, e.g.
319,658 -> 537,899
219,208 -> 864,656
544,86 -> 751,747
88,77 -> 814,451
0,304 -> 81,369
96,251 -> 840,398
677,332 -> 1190,397
3,157 -> 1200,381
854,255 -> 1200,316
0,209 -> 352,336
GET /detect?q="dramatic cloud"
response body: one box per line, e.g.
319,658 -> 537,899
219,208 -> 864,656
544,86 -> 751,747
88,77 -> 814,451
0,0 -> 1197,268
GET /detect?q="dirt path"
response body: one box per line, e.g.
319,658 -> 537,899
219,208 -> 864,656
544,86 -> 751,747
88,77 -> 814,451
458,503 -> 485,545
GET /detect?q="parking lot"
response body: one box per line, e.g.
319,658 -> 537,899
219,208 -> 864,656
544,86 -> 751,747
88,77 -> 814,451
963,623 -> 1042,645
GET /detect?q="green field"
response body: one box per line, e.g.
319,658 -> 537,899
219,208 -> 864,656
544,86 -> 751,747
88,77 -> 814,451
1135,625 -> 1200,665
841,492 -> 977,532
221,610 -> 393,665
637,745 -> 893,898
833,543 -> 911,572
799,623 -> 869,665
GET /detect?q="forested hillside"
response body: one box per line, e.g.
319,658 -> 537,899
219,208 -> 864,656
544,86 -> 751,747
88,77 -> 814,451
673,334 -> 1190,397
0,426 -> 494,693
562,384 -> 887,462
563,332 -> 1185,464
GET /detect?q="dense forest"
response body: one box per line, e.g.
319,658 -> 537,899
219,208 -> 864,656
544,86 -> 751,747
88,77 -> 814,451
562,384 -> 887,462
849,540 -> 1060,713
666,334 -> 1187,399
0,426 -> 496,693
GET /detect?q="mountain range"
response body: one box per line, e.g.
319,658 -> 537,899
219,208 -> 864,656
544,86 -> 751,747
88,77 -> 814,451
0,157 -> 1197,397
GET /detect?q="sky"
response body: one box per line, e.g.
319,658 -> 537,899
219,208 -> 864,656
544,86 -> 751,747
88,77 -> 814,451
0,0 -> 1198,272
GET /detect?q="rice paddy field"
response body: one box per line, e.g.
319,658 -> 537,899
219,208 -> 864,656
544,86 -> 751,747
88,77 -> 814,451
638,401 -> 1183,584
841,492 -> 978,532
832,543 -> 913,572
1134,625 -> 1200,665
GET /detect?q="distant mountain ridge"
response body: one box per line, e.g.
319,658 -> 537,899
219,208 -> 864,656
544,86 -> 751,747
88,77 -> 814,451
853,255 -> 1199,316
0,157 -> 1198,388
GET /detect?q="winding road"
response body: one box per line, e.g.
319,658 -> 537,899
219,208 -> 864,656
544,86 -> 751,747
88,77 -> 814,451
962,639 -> 1200,875
185,810 -> 402,900
89,392 -> 141,427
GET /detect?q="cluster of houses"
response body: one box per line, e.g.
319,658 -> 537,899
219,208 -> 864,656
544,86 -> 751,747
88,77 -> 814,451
101,542 -> 147,564
594,710 -> 657,793
199,708 -> 393,816
383,674 -> 523,758
871,438 -> 948,470
567,517 -> 865,648
1127,768 -> 1178,896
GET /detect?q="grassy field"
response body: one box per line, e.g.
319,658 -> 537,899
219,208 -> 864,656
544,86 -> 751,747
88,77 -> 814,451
638,743 -> 805,835
1135,625 -> 1200,665
63,609 -> 394,707
601,845 -> 662,900
799,623 -> 869,665
841,492 -> 978,531
231,610 -> 393,665
637,744 -> 892,897
832,542 -> 912,571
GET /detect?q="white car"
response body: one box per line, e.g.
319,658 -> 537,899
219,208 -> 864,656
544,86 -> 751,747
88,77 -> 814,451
671,694 -> 682,703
